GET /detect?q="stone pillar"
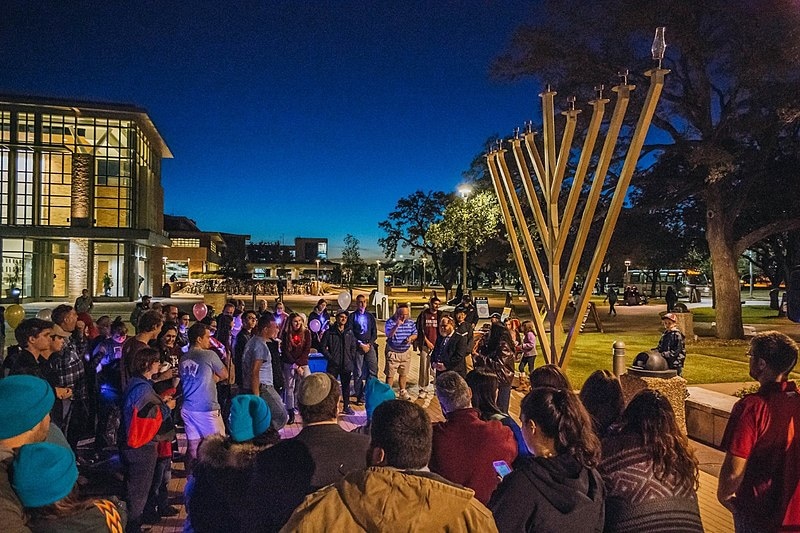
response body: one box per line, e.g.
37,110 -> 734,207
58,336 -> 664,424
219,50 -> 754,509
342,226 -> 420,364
71,154 -> 93,227
69,238 -> 90,299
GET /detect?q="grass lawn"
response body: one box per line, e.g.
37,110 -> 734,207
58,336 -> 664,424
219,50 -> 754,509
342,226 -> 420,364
691,305 -> 791,325
562,331 -> 762,388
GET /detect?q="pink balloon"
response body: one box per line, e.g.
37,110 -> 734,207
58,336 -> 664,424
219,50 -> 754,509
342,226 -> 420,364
193,302 -> 208,321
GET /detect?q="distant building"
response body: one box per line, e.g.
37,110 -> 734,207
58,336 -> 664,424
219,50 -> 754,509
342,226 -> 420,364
163,215 -> 249,280
247,237 -> 331,281
0,94 -> 171,301
294,237 -> 327,261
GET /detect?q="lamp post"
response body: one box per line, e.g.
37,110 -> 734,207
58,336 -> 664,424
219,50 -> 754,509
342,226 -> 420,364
458,186 -> 472,294
187,258 -> 191,280
487,27 -> 669,369
421,257 -> 427,293
316,259 -> 321,295
624,260 -> 631,274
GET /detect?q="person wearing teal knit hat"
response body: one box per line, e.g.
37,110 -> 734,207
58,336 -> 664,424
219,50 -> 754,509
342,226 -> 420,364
0,374 -> 54,441
365,377 -> 396,421
0,375 -> 59,532
12,442 -> 127,530
185,396 -> 280,531
229,394 -> 271,443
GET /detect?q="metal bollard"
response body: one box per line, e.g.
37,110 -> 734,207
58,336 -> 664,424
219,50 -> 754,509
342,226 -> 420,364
612,340 -> 626,377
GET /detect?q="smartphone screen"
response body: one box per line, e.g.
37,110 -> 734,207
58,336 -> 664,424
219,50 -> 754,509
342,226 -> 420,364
493,460 -> 512,479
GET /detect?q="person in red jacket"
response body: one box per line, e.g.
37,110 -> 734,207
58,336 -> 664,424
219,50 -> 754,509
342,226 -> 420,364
430,371 -> 517,504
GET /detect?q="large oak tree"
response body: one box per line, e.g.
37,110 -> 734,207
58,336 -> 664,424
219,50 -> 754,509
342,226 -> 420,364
494,0 -> 800,338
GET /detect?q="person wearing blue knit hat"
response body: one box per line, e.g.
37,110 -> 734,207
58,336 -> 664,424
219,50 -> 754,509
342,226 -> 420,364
351,377 -> 397,436
12,442 -> 126,530
185,394 -> 279,532
365,376 -> 396,421
0,374 -> 57,532
229,394 -> 272,443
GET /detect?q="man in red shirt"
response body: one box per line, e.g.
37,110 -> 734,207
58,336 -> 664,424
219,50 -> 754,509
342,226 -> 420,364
430,371 -> 517,504
414,297 -> 442,399
718,330 -> 800,532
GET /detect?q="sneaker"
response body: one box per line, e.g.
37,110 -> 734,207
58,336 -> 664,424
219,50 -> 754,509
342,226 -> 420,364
399,389 -> 410,400
418,389 -> 428,400
342,406 -> 355,415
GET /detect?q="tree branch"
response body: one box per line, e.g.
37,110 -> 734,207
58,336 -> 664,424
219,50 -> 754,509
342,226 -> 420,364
735,218 -> 800,256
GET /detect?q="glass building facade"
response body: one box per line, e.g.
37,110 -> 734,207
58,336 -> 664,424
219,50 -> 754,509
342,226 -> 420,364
0,96 -> 172,301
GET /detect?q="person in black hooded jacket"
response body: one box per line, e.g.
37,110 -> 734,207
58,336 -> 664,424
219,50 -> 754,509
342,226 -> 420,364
489,386 -> 605,533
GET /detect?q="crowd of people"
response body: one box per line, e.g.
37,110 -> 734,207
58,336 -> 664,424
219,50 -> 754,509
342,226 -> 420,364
0,292 -> 798,532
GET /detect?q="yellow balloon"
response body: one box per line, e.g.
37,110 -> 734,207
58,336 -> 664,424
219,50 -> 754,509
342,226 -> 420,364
5,304 -> 25,329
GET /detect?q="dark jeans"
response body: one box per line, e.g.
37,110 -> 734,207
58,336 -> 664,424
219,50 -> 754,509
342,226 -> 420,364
518,356 -> 535,375
330,369 -> 352,410
145,456 -> 171,515
354,346 -> 378,400
121,443 -> 158,532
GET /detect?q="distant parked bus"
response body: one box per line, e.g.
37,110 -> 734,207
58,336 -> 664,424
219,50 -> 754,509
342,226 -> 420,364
623,269 -> 711,299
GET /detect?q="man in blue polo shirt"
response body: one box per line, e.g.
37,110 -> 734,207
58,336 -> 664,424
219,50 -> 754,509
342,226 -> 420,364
384,304 -> 417,400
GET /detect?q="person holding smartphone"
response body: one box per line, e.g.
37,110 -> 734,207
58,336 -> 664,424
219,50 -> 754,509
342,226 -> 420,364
489,387 -> 605,532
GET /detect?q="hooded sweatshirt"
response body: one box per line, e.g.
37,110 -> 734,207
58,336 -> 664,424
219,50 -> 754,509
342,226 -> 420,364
281,466 -> 498,532
489,454 -> 605,533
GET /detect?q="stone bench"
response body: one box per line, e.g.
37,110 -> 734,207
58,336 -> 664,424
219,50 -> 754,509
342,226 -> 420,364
685,386 -> 738,448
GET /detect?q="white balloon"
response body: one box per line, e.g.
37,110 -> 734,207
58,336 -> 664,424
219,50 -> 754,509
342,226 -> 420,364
36,308 -> 52,321
309,318 -> 321,333
337,291 -> 352,310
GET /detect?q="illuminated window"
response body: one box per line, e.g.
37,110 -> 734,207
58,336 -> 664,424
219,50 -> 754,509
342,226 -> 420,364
171,238 -> 200,248
0,112 -> 10,143
90,119 -> 133,228
210,241 -> 217,253
93,242 -> 126,297
40,153 -> 72,226
15,150 -> 34,225
0,148 -> 8,224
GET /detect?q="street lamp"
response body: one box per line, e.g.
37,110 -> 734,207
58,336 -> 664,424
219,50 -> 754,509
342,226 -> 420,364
624,260 -> 631,273
458,186 -> 472,294
421,257 -> 427,293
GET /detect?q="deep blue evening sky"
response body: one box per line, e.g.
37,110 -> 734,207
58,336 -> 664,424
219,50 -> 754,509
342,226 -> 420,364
0,1 -> 539,258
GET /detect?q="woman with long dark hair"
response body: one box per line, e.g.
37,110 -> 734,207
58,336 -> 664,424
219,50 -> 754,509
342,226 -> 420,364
599,389 -> 702,532
280,312 -> 311,425
465,368 -> 529,456
579,369 -> 624,439
474,322 -> 516,413
489,386 -> 605,532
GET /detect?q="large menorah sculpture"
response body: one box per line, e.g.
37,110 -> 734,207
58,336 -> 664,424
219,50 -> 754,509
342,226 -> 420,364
486,30 -> 669,369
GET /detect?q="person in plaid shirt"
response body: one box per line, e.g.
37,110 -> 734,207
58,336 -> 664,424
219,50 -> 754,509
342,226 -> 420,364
50,304 -> 88,450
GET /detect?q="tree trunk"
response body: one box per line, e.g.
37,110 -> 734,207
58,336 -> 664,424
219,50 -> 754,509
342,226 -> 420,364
706,194 -> 744,339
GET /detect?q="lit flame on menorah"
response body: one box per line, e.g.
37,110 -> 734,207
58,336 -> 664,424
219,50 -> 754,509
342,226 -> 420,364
487,27 -> 669,369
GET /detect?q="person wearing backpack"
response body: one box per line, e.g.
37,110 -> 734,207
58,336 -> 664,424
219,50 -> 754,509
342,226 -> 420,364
119,347 -> 175,533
